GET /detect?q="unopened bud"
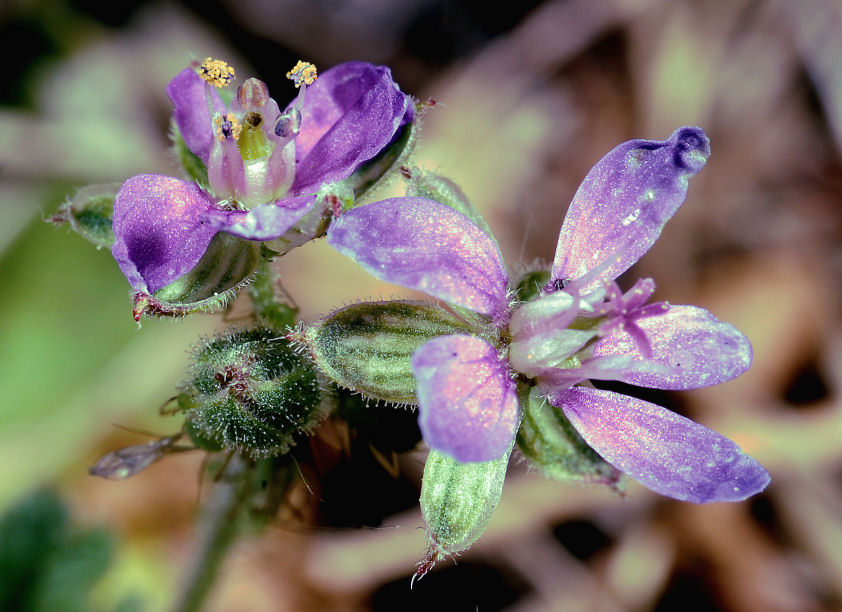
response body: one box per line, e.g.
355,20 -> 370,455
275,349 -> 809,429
303,300 -> 475,403
417,444 -> 513,579
183,328 -> 325,457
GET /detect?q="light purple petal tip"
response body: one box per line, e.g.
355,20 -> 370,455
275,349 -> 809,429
111,174 -> 219,293
291,61 -> 410,193
328,198 -> 509,319
550,387 -> 769,503
592,305 -> 752,390
551,127 -> 710,292
166,68 -> 221,164
203,194 -> 316,241
412,335 -> 519,462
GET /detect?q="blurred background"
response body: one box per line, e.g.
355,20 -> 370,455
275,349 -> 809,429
2,0 -> 841,610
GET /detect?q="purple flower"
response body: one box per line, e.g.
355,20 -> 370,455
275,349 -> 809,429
111,59 -> 412,296
327,127 -> 770,503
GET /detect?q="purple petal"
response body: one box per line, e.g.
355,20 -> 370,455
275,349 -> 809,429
112,174 -> 219,293
328,198 -> 509,319
592,305 -> 752,390
412,335 -> 519,462
203,194 -> 316,241
550,387 -> 769,502
291,61 -> 410,193
551,127 -> 710,292
166,68 -> 223,164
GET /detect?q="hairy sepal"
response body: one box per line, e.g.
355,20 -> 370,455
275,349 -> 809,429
48,183 -> 120,249
134,232 -> 260,320
304,300 -> 477,403
516,384 -> 622,487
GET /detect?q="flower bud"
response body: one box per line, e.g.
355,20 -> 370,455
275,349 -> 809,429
302,300 -> 476,403
182,328 -> 325,457
417,444 -> 513,578
48,183 -> 120,249
516,384 -> 622,487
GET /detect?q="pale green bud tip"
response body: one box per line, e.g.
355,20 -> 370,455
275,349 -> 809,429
418,446 -> 512,572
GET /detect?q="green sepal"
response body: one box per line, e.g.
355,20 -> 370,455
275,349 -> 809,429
419,444 -> 513,567
183,328 -> 326,458
513,269 -> 551,303
170,121 -> 209,185
247,259 -> 298,330
185,417 -> 224,452
405,168 -> 496,243
304,300 -> 477,404
344,111 -> 417,202
133,232 -> 260,320
48,183 -> 119,249
516,384 -> 623,488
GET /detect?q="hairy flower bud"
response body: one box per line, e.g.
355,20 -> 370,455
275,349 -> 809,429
301,300 -> 477,403
182,328 -> 325,457
416,444 -> 513,580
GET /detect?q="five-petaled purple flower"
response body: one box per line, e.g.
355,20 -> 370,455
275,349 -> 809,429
111,58 -> 412,297
327,126 -> 770,503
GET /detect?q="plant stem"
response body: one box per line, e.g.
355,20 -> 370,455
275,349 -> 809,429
172,453 -> 252,612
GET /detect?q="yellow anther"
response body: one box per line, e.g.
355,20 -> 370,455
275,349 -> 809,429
286,60 -> 318,87
199,57 -> 236,87
213,113 -> 242,141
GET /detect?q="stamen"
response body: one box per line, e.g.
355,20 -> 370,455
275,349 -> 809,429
198,57 -> 236,88
286,60 -> 318,88
213,113 -> 242,141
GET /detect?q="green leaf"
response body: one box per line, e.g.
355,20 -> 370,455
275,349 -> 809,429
32,528 -> 114,612
0,489 -> 68,610
305,300 -> 476,403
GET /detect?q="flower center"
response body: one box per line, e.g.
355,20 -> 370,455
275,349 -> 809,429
198,57 -> 236,88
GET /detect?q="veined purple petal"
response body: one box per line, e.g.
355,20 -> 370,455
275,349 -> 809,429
203,194 -> 316,241
166,68 -> 224,164
592,305 -> 752,390
550,387 -> 769,503
112,174 -> 218,293
328,198 -> 509,320
412,335 -> 519,462
551,127 -> 710,293
291,61 -> 410,193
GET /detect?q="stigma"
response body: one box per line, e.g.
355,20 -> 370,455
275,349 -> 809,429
286,60 -> 318,88
199,57 -> 236,88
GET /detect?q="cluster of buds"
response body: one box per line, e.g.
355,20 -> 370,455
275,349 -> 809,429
56,56 -> 769,579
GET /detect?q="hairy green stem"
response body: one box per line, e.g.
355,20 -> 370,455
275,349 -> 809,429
172,454 -> 252,612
